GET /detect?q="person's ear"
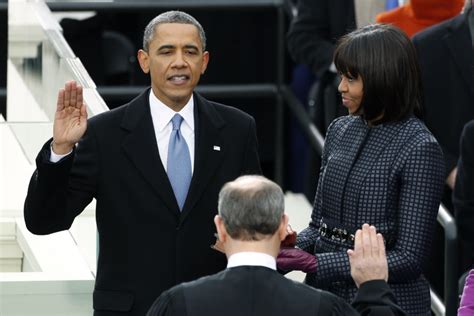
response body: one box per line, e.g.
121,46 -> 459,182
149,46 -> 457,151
200,51 -> 210,75
137,49 -> 150,74
214,215 -> 227,242
278,213 -> 289,241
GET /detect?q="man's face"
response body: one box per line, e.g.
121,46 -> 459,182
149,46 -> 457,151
138,23 -> 209,111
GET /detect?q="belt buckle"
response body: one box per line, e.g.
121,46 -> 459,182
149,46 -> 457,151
331,227 -> 347,242
319,219 -> 355,245
319,219 -> 328,237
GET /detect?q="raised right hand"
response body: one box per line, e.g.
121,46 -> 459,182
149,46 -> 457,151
52,80 -> 88,154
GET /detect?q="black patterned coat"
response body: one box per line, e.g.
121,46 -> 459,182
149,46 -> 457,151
297,115 -> 445,315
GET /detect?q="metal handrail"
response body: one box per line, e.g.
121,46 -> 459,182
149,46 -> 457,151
437,203 -> 459,316
279,85 -> 325,156
281,86 -> 459,316
431,289 -> 445,315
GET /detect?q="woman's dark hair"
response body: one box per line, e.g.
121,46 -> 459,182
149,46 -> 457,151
334,24 -> 423,124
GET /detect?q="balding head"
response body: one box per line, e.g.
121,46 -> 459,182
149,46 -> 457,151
218,175 -> 285,241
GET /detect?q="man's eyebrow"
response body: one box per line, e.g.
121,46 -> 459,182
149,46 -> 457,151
183,44 -> 199,51
157,44 -> 200,52
157,45 -> 175,51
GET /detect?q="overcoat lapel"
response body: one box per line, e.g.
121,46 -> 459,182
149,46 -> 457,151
120,89 -> 180,215
180,93 -> 225,223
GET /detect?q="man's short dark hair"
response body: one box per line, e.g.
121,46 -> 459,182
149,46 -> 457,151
218,175 -> 284,241
334,24 -> 423,124
143,10 -> 207,52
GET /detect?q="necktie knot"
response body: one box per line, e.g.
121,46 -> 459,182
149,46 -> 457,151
171,114 -> 184,131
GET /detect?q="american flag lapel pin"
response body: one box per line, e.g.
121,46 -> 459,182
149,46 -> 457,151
213,145 -> 221,151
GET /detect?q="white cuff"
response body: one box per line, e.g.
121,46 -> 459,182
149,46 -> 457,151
49,143 -> 72,163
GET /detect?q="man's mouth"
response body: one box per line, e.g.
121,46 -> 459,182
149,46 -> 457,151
168,75 -> 190,84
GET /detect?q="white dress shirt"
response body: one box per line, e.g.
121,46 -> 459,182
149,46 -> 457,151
51,89 -> 196,174
227,252 -> 277,270
149,90 -> 195,173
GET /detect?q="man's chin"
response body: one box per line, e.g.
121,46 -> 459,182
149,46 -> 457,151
167,93 -> 193,109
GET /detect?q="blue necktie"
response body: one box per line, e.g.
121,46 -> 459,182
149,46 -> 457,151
167,114 -> 192,210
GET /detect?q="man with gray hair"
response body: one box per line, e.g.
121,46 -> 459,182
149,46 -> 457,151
24,10 -> 261,315
147,175 -> 406,316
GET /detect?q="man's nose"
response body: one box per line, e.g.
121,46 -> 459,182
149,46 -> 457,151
172,51 -> 186,67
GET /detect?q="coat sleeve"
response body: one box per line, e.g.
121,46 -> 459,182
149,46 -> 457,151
24,123 -> 99,235
384,136 -> 444,282
352,280 -> 407,315
453,121 -> 474,242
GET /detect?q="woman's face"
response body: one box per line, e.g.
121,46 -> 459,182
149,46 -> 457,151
338,73 -> 364,114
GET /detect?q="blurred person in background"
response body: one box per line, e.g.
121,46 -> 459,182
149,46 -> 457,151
454,119 -> 474,297
412,0 -> 473,297
376,0 -> 464,37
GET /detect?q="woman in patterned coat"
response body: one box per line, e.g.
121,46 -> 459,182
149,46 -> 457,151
278,24 -> 445,315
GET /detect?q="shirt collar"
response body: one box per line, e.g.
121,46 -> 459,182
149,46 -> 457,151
227,252 -> 276,270
149,90 -> 195,132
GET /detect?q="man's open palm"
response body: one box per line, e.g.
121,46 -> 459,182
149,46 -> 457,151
53,80 -> 88,154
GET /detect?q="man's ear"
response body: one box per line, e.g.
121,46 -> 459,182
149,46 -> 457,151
137,49 -> 150,74
278,213 -> 289,241
201,51 -> 210,75
214,215 -> 227,242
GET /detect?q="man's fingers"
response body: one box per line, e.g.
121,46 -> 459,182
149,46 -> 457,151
377,233 -> 386,258
361,223 -> 371,257
80,103 -> 88,121
76,85 -> 84,109
353,228 -> 362,255
369,225 -> 378,256
347,249 -> 355,261
64,81 -> 72,108
57,89 -> 65,111
70,82 -> 77,108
